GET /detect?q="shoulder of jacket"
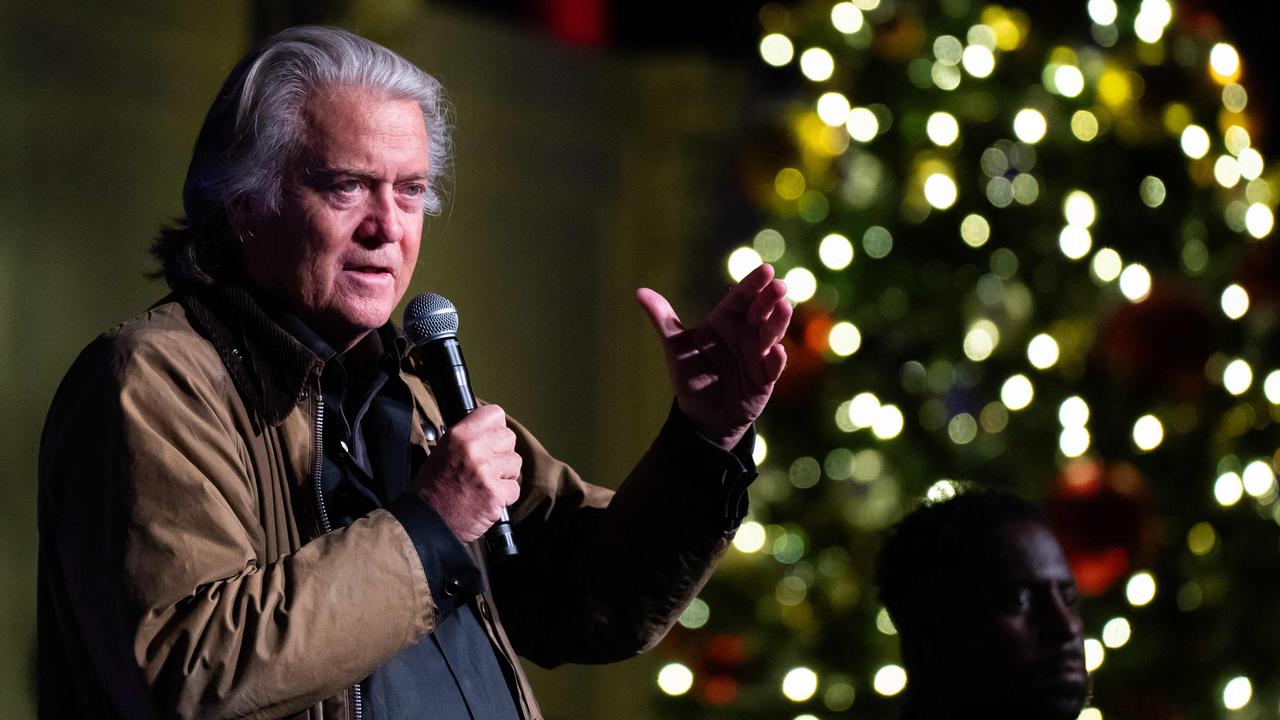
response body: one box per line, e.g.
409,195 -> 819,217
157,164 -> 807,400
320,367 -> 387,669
93,298 -> 226,384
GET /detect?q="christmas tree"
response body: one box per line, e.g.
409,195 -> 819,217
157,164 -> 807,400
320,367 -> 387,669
650,1 -> 1279,718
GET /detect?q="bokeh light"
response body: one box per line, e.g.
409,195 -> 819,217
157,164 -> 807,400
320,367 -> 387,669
657,663 -> 694,696
1013,108 -> 1047,143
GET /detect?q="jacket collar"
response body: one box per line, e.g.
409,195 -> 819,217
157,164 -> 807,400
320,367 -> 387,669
180,277 -> 410,428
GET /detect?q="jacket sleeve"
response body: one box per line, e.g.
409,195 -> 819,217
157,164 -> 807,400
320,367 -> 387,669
491,403 -> 756,668
39,330 -> 436,719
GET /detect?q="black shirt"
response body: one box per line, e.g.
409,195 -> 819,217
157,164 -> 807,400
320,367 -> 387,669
281,316 -> 520,720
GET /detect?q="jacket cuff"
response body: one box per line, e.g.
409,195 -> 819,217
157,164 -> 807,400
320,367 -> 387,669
387,493 -> 482,621
659,401 -> 759,528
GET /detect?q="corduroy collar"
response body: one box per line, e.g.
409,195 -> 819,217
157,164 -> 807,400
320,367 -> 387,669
180,277 -> 409,428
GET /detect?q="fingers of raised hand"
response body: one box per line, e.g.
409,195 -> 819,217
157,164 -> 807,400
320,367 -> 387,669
755,295 -> 793,354
635,288 -> 685,341
716,263 -> 777,314
747,278 -> 789,325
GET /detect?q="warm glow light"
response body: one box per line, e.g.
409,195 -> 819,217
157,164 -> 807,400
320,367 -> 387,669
1091,248 -> 1123,282
926,479 -> 959,502
1059,226 -> 1093,260
1027,334 -> 1060,369
1242,460 -> 1276,497
1001,374 -> 1034,410
760,34 -> 795,67
848,392 -> 881,429
1237,148 -> 1264,180
784,267 -> 817,302
1132,414 -> 1163,451
1088,0 -> 1118,24
1013,109 -> 1047,143
753,436 -> 767,465
816,92 -> 852,126
831,2 -> 865,34
1063,190 -> 1097,227
1264,370 -> 1280,404
1245,203 -> 1274,239
1071,110 -> 1099,141
1059,396 -> 1090,427
1214,155 -> 1241,188
927,112 -> 960,146
924,173 -> 958,209
873,665 -> 907,696
1223,676 -> 1253,711
1125,571 -> 1157,606
1079,709 -> 1103,720
961,213 -> 991,247
1215,472 -> 1244,506
658,663 -> 694,695
1209,43 -> 1241,80
800,48 -> 835,81
819,233 -> 855,270
1054,65 -> 1085,97
1222,358 -> 1253,396
1059,426 -> 1091,457
829,321 -> 862,356
846,107 -> 880,142
1221,284 -> 1249,319
734,520 -> 767,553
1084,639 -> 1105,672
1134,0 -> 1173,43
1180,125 -> 1211,159
1102,617 -> 1131,648
963,320 -> 999,361
1119,264 -> 1152,302
782,667 -> 819,702
872,404 -> 905,439
962,44 -> 996,78
728,247 -> 763,281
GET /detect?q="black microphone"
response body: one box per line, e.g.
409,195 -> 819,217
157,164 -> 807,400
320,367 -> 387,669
403,292 -> 519,558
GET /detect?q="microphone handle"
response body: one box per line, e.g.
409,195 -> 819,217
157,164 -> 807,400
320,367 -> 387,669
421,338 -> 519,558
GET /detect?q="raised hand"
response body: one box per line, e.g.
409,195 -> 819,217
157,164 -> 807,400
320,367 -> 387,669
636,263 -> 791,451
412,404 -> 523,542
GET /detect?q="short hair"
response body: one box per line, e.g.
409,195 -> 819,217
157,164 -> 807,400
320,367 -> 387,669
875,488 -> 1045,625
152,25 -> 452,290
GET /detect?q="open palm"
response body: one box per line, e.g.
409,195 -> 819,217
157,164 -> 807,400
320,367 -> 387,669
636,264 -> 791,451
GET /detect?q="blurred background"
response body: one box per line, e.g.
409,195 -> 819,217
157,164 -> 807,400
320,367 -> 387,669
3,0 -> 1279,718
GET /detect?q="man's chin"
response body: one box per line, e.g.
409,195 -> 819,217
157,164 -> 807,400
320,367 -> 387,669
1033,681 -> 1088,720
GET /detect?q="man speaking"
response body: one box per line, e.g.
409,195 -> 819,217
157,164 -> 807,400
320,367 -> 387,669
37,26 -> 791,719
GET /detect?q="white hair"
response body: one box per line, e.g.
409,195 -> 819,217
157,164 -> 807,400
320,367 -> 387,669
154,25 -> 452,289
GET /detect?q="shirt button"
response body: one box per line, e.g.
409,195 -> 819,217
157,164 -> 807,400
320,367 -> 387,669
443,576 -> 462,597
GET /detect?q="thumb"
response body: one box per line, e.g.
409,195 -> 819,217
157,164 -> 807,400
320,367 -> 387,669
635,288 -> 684,340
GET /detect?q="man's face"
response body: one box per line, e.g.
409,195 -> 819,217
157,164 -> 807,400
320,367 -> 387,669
933,520 -> 1088,719
240,88 -> 428,350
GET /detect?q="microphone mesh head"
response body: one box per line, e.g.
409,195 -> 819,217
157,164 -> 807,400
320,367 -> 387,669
403,292 -> 459,345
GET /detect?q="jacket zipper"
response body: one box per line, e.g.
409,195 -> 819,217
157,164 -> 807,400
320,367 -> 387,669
311,393 -> 364,720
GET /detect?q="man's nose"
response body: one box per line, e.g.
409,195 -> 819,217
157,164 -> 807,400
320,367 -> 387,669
1041,590 -> 1083,642
356,185 -> 404,245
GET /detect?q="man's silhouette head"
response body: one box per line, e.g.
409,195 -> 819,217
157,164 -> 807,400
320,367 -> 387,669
876,489 -> 1087,720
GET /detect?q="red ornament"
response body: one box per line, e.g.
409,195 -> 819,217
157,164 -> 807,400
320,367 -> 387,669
1045,459 -> 1155,597
772,306 -> 828,402
1094,281 -> 1218,402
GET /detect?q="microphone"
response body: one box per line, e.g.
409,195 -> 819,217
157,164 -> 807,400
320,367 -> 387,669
403,292 -> 519,558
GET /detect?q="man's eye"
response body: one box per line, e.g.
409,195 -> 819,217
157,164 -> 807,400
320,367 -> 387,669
332,180 -> 361,194
402,184 -> 426,197
1061,585 -> 1080,606
1003,588 -> 1032,611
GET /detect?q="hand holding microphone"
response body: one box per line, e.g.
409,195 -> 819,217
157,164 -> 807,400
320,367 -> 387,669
404,293 -> 520,557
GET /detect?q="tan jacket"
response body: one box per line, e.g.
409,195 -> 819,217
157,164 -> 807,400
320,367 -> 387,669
38,283 -> 746,719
